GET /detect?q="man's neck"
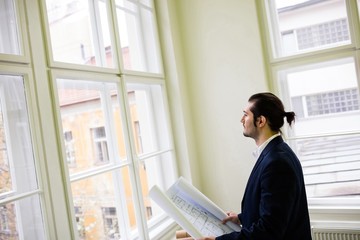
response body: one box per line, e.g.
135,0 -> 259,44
255,130 -> 279,146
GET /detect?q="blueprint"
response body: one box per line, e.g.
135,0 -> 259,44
170,193 -> 234,236
149,177 -> 241,238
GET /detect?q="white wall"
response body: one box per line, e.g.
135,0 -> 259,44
156,0 -> 268,212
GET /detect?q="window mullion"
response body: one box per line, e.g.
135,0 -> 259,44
119,77 -> 150,239
101,81 -> 136,238
348,0 -> 360,48
112,79 -> 141,239
88,0 -> 106,66
137,2 -> 149,71
108,0 -> 126,71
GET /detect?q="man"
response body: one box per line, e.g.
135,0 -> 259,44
200,92 -> 312,240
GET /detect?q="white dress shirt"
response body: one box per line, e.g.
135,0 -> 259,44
252,132 -> 281,160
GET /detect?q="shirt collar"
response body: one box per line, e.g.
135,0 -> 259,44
252,132 -> 281,159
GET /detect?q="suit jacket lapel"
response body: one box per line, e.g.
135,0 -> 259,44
242,136 -> 284,208
259,136 -> 283,159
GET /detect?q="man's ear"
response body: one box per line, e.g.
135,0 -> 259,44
257,115 -> 266,127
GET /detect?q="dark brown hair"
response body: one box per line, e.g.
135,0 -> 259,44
248,92 -> 295,132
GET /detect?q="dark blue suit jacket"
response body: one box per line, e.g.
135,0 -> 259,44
216,136 -> 312,240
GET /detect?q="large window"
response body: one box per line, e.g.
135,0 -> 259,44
45,0 -> 177,239
260,0 -> 360,204
0,0 -> 177,239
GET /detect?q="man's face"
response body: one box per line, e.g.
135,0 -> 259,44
241,102 -> 259,139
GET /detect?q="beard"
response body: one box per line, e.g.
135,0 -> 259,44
243,131 -> 251,138
243,126 -> 258,139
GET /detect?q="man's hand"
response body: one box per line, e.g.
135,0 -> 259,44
194,212 -> 240,240
222,211 -> 241,225
177,211 -> 240,240
177,237 -> 215,240
197,237 -> 216,240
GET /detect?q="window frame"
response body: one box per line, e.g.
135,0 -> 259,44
258,0 -> 360,64
49,66 -> 177,239
40,0 -> 165,77
114,0 -> 164,74
49,70 -> 139,239
40,0 -> 119,70
0,0 -> 30,63
0,64 -> 51,239
257,0 -> 360,211
1,0 -> 178,238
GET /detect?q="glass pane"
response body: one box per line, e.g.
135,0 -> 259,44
289,134 -> 360,198
0,195 -> 45,240
126,83 -> 171,155
139,151 -> 177,223
0,75 -> 38,197
0,0 -> 21,55
71,168 -> 137,240
45,0 -> 115,67
269,0 -> 350,58
278,57 -> 360,198
358,0 -> 360,23
56,79 -> 127,174
115,0 -> 162,73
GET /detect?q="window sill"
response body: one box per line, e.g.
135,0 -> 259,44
309,205 -> 360,214
149,217 -> 180,240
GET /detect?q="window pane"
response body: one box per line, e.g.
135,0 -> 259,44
289,134 -> 360,198
0,75 -> 38,196
278,57 -> 360,198
0,75 -> 45,239
0,0 -> 21,55
115,0 -> 162,73
71,168 -> 137,240
45,0 -> 115,67
0,195 -> 45,240
269,0 -> 350,58
56,79 -> 127,174
126,83 -> 171,155
138,151 -> 177,224
55,79 -> 150,238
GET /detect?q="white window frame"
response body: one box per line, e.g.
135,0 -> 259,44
1,0 -> 178,238
0,65 -> 48,239
50,65 -> 177,239
114,0 -> 164,74
41,0 -> 118,72
0,0 -> 30,63
123,74 -> 178,237
260,0 -> 359,63
257,0 -> 360,212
